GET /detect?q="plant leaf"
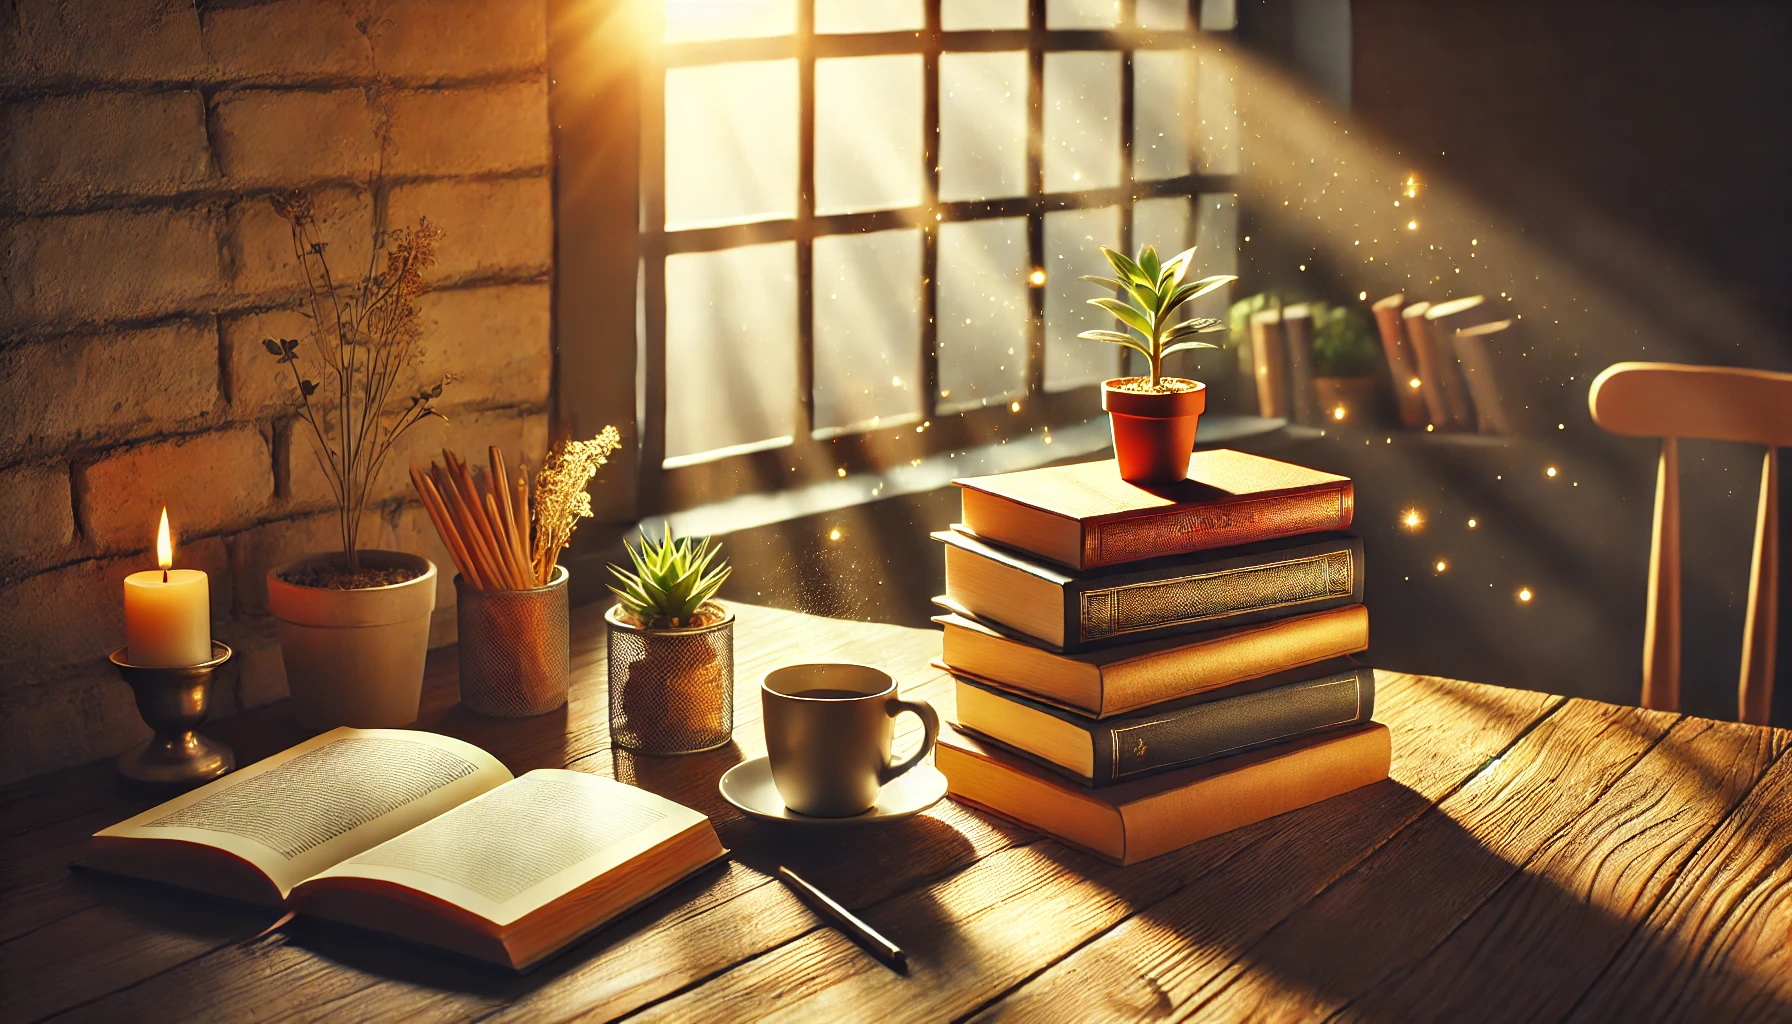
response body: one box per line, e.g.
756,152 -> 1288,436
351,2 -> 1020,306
1079,330 -> 1151,359
1088,297 -> 1154,340
1162,339 -> 1221,357
1099,246 -> 1152,286
262,338 -> 283,356
1078,275 -> 1128,292
1138,246 -> 1161,283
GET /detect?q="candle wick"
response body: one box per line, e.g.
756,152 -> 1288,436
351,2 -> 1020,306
162,569 -> 169,583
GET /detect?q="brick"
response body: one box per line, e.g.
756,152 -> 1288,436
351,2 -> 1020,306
369,0 -> 547,82
0,0 -> 205,93
203,0 -> 373,84
0,208 -> 221,330
287,403 -> 549,510
383,81 -> 549,178
212,88 -> 377,188
0,319 -> 220,462
227,502 -> 459,617
417,283 -> 554,405
0,672 -> 149,785
0,464 -> 74,571
225,186 -> 375,301
0,538 -> 229,681
0,91 -> 212,214
385,175 -> 551,282
77,430 -> 273,554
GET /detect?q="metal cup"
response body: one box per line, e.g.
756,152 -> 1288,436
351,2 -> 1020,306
761,664 -> 939,818
455,564 -> 570,717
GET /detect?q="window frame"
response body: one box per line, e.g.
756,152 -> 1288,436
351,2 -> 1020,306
637,0 -> 1238,515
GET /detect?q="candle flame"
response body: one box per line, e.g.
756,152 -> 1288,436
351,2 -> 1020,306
156,508 -> 173,570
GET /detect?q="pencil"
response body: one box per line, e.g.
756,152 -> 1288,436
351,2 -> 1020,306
776,865 -> 908,974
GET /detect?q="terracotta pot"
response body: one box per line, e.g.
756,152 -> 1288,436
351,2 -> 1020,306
1102,378 -> 1207,483
267,550 -> 437,730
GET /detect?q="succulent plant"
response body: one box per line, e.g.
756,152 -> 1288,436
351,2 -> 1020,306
1079,245 -> 1237,388
607,524 -> 731,629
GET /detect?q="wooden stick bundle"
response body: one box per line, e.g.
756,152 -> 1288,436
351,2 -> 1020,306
411,447 -> 549,591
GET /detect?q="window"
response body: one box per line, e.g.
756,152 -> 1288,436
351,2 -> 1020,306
639,0 -> 1239,511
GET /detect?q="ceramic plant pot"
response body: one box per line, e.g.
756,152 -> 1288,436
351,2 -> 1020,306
1102,378 -> 1208,484
267,550 -> 438,730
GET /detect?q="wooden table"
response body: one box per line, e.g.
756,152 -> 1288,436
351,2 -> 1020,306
4,603 -> 1791,1023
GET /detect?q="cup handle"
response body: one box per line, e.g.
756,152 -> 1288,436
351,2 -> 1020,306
878,694 -> 940,785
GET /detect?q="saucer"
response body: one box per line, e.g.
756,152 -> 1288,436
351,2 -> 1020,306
718,757 -> 948,825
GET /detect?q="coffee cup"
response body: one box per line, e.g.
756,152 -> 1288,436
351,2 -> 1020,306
761,664 -> 940,818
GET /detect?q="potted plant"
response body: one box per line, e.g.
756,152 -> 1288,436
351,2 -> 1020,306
1308,302 -> 1388,425
606,526 -> 734,755
261,190 -> 454,730
1079,245 -> 1236,483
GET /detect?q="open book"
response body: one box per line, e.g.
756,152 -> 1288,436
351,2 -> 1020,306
85,728 -> 727,970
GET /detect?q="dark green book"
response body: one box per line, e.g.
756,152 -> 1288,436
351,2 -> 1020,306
949,658 -> 1376,787
936,528 -> 1363,653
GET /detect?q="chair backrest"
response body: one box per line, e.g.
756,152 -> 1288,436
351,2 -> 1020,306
1589,362 -> 1792,723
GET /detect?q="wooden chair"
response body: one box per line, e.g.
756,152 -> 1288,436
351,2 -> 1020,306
1589,362 -> 1792,723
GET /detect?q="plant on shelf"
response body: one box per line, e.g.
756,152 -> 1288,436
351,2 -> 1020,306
259,189 -> 455,730
1309,302 -> 1380,378
606,526 -> 737,754
1079,245 -> 1236,483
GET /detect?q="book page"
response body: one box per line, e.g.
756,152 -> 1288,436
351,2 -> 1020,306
96,728 -> 512,897
307,770 -> 709,927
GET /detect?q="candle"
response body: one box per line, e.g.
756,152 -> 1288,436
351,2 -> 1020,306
123,508 -> 211,667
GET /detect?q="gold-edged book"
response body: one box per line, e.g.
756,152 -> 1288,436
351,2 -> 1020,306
83,728 -> 726,971
935,603 -> 1370,718
937,722 -> 1391,866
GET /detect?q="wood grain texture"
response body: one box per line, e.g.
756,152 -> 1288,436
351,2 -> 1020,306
3,608 -> 1790,1024
630,674 -> 1559,1024
1567,727 -> 1792,1023
1349,716 -> 1786,1023
1162,699 -> 1678,1022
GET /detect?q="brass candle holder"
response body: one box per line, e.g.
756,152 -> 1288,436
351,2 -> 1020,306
109,642 -> 236,786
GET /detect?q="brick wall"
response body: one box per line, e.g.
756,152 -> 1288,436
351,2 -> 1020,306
0,0 -> 554,782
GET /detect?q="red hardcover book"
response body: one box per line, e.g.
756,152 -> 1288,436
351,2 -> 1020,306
954,449 -> 1354,570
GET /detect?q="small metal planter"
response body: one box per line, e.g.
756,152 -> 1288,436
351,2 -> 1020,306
606,603 -> 734,754
456,565 -> 570,718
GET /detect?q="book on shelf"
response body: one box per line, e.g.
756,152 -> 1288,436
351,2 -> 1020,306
1400,300 -> 1450,427
934,603 -> 1370,718
1370,293 -> 1427,427
936,722 -> 1391,866
1452,319 -> 1516,435
1423,296 -> 1487,429
1280,303 -> 1320,426
1249,307 -> 1291,418
954,448 -> 1353,571
937,527 -> 1363,652
950,658 -> 1375,786
83,728 -> 727,971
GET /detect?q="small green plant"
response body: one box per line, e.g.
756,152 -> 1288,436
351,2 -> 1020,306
608,525 -> 731,629
1079,245 -> 1236,389
1309,303 -> 1380,377
1227,291 -> 1279,350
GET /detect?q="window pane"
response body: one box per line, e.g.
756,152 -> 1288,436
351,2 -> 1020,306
816,55 -> 924,215
1044,206 -> 1122,393
664,242 -> 798,463
813,229 -> 923,432
937,218 -> 1029,412
1133,50 -> 1192,181
664,0 -> 794,42
1191,192 -> 1238,320
1046,0 -> 1118,28
942,0 -> 1026,30
1137,0 -> 1190,29
1200,0 -> 1237,31
665,60 -> 797,230
817,0 -> 923,32
1044,51 -> 1121,193
939,51 -> 1028,202
1195,51 -> 1240,174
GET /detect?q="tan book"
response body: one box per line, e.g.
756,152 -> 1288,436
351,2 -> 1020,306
1423,296 -> 1487,429
84,728 -> 726,971
935,604 -> 1370,717
1400,301 -> 1449,427
1453,319 -> 1516,434
938,722 -> 1391,865
1370,293 -> 1426,427
1249,307 -> 1290,417
955,449 -> 1354,571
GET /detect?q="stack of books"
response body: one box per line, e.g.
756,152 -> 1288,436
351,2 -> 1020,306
932,449 -> 1390,866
